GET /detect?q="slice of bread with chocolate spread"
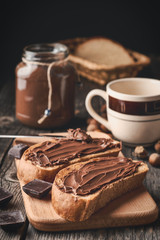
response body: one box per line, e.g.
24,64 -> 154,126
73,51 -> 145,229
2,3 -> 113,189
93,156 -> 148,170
17,129 -> 122,183
52,157 -> 148,222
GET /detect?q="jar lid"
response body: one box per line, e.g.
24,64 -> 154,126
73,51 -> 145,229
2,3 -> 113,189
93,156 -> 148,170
23,43 -> 69,62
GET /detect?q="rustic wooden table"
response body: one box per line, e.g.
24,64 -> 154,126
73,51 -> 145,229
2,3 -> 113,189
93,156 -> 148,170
0,59 -> 160,239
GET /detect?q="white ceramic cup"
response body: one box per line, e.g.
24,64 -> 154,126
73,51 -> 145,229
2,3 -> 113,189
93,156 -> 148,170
85,78 -> 160,145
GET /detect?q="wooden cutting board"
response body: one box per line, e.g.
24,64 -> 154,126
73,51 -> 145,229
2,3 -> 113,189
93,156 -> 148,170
19,184 -> 158,231
15,132 -> 159,232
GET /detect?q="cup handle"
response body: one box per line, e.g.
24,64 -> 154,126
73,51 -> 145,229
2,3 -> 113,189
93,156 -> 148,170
85,89 -> 111,131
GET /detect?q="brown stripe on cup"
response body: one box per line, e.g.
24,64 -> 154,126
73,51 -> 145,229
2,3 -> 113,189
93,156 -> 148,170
109,96 -> 160,116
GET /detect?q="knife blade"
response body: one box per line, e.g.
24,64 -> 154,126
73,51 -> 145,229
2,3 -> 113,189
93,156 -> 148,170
0,134 -> 66,139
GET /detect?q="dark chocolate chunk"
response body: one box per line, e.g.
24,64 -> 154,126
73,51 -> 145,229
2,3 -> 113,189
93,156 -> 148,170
0,210 -> 25,228
22,179 -> 52,199
8,144 -> 28,159
0,187 -> 13,206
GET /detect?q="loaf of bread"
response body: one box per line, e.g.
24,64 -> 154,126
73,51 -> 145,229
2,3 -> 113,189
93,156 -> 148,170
52,156 -> 148,222
74,37 -> 134,66
17,129 -> 121,183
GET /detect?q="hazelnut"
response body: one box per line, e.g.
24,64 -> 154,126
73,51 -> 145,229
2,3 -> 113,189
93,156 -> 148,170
87,118 -> 99,126
86,118 -> 92,124
89,119 -> 99,126
87,124 -> 99,132
149,153 -> 160,167
134,146 -> 148,159
94,129 -> 103,132
74,109 -> 80,115
154,140 -> 160,153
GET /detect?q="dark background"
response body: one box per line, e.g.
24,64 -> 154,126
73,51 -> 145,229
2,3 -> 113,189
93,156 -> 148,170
1,1 -> 160,84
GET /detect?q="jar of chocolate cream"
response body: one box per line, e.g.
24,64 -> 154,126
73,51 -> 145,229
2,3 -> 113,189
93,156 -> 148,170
15,43 -> 78,128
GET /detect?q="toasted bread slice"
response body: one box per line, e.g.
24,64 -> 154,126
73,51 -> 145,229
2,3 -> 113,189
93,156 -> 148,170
52,157 -> 148,222
75,37 -> 134,66
17,133 -> 121,184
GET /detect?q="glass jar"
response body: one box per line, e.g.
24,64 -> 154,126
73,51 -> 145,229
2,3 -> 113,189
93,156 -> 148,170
15,43 -> 78,128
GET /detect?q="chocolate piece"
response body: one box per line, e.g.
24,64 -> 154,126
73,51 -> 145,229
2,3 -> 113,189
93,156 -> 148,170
8,144 -> 28,159
22,179 -> 52,198
59,157 -> 141,196
0,187 -> 13,206
24,136 -> 121,167
67,128 -> 92,142
0,211 -> 25,228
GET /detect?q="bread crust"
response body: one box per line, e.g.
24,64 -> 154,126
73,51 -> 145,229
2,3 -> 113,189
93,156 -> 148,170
17,140 -> 121,183
52,158 -> 148,222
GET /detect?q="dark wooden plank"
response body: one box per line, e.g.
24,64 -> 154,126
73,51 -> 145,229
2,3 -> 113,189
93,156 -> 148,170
0,126 -> 44,239
25,225 -> 160,240
25,226 -> 106,240
124,144 -> 160,206
0,153 -> 28,240
122,144 -> 160,240
0,79 -> 40,239
0,79 -> 21,166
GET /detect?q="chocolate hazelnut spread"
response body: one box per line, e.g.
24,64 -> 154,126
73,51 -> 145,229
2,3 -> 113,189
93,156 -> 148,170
59,157 -> 141,196
15,43 -> 78,128
24,129 -> 121,167
67,128 -> 92,142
